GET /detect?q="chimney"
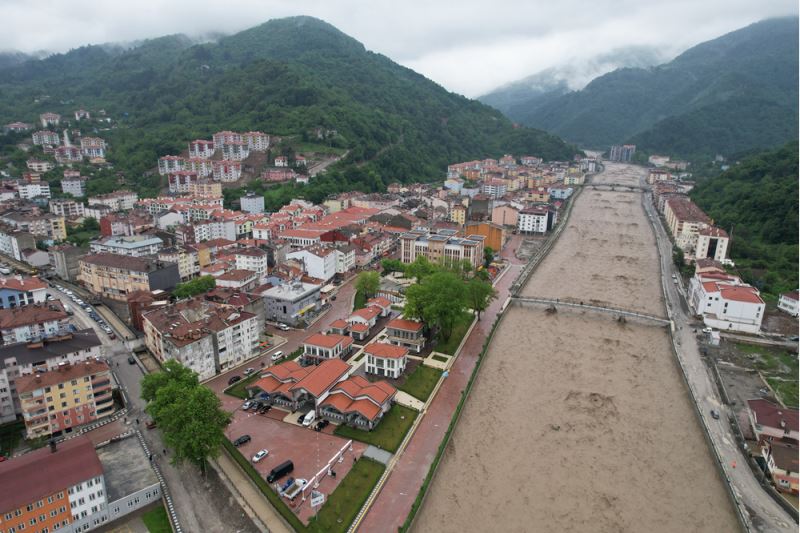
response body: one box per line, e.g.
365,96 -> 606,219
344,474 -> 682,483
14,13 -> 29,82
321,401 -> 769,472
49,439 -> 57,453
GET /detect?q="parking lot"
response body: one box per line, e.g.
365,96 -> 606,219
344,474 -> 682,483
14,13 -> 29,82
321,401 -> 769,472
49,283 -> 117,340
225,405 -> 367,524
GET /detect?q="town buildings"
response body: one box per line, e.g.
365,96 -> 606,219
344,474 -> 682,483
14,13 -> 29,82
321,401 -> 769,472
609,144 -> 636,162
746,399 -> 798,494
17,359 -> 114,438
777,291 -> 799,317
0,275 -> 47,309
240,192 -> 265,214
78,254 -> 180,301
61,177 -> 87,198
364,342 -> 408,379
88,191 -> 138,212
0,301 -> 71,344
287,246 -> 337,282
385,318 -> 425,353
262,280 -> 321,327
399,228 -> 484,269
50,198 -> 85,218
688,268 -> 765,333
302,332 -> 354,365
89,235 -> 164,257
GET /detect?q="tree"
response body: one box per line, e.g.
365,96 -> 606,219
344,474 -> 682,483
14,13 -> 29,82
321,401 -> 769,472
173,275 -> 216,299
404,271 -> 467,341
405,256 -> 436,282
483,246 -> 494,267
381,258 -> 405,275
142,360 -> 230,473
465,278 -> 498,320
356,271 -> 380,299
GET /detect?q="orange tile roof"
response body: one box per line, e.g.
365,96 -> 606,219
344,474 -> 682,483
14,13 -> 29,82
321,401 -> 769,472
304,332 -> 352,349
364,342 -> 408,359
350,306 -> 381,321
329,319 -> 348,329
291,358 -> 350,397
387,318 -> 423,332
366,297 -> 391,308
349,323 -> 369,333
0,275 -> 47,292
720,286 -> 764,305
320,375 -> 397,422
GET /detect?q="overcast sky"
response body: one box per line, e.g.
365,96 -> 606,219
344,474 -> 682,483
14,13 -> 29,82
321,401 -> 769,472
1,0 -> 796,97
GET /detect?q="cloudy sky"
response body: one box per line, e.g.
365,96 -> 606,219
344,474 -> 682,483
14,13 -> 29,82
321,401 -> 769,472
1,0 -> 796,97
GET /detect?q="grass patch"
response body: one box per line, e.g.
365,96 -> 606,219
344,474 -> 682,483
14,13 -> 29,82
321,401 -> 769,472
353,289 -> 366,310
225,373 -> 260,399
308,458 -> 385,532
431,354 -> 449,363
353,351 -> 366,362
434,311 -> 474,355
142,504 -> 171,533
398,365 -> 442,402
0,420 -> 23,457
223,439 -> 383,533
767,378 -> 799,408
288,347 -> 304,360
334,404 -> 417,453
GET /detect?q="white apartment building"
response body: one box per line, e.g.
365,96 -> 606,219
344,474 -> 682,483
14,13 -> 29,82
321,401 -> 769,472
185,157 -> 214,177
234,247 -> 268,276
221,142 -> 250,161
168,171 -> 197,194
157,155 -> 185,175
158,246 -> 200,281
244,131 -> 270,151
18,182 -> 51,200
212,131 -> 242,146
517,206 -> 549,234
188,139 -> 215,159
32,130 -> 60,146
334,245 -> 356,274
61,177 -> 86,197
80,137 -> 107,158
287,246 -> 337,281
688,271 -> 765,334
88,191 -> 138,211
50,198 -> 85,218
90,235 -> 164,257
778,291 -> 799,317
213,161 -> 242,182
240,192 -> 265,214
695,226 -> 730,262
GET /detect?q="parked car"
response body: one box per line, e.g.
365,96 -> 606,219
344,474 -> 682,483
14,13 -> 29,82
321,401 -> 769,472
244,368 -> 255,375
710,409 -> 720,420
228,375 -> 242,386
278,324 -> 290,331
258,404 -> 271,414
233,435 -> 251,447
242,400 -> 254,410
252,449 -> 269,463
296,414 -> 306,424
302,411 -> 316,427
271,351 -> 284,362
267,460 -> 294,483
127,356 -> 136,365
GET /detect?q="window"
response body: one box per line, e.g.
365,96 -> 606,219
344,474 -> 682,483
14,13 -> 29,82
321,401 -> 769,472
36,502 -> 42,509
4,512 -> 12,520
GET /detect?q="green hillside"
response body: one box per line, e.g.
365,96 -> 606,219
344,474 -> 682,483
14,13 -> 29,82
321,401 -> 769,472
501,17 -> 798,158
0,17 -> 577,200
690,141 -> 798,298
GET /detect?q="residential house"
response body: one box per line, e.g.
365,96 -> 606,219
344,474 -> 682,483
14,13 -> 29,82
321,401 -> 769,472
0,275 -> 47,309
302,332 -> 354,365
386,318 -> 425,353
49,198 -> 85,218
318,376 -> 396,430
32,130 -> 60,146
688,270 -> 765,333
517,206 -> 549,234
287,246 -> 337,282
364,342 -> 408,379
247,358 -> 351,413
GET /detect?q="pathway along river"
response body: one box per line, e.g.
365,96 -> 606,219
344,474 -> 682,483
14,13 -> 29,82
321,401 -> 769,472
414,163 -> 739,532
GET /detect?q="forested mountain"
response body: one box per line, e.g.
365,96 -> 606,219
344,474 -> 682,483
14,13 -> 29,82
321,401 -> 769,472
486,17 -> 798,158
0,16 -> 577,198
690,141 -> 798,297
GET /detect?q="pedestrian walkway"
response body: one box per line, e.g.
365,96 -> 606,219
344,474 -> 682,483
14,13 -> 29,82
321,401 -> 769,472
362,445 -> 393,465
393,391 -> 424,411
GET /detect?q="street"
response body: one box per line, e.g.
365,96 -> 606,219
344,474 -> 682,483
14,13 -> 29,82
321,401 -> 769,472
642,177 -> 795,532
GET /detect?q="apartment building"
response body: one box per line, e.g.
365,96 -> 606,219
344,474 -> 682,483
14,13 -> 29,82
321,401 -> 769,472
663,196 -> 711,251
157,155 -> 185,175
262,280 -> 321,327
157,246 -> 200,281
240,192 -> 265,214
89,235 -> 164,257
50,198 -> 85,218
777,291 -> 798,317
79,254 -> 180,301
18,182 -> 51,200
61,177 -> 87,198
87,191 -> 138,212
188,179 -> 222,198
212,160 -> 242,182
399,228 -> 484,269
0,301 -> 70,345
79,137 -> 106,159
517,206 -> 550,234
0,275 -> 47,309
143,298 -> 260,379
695,226 -> 730,262
17,359 -> 114,438
688,270 -> 765,334
220,141 -> 250,161
32,130 -> 60,146
234,247 -> 269,276
243,132 -> 270,151
167,171 -> 197,194
188,139 -> 215,159
0,329 -> 102,423
287,246 -> 337,281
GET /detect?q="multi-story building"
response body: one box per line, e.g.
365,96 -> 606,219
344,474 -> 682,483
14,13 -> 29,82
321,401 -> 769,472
61,177 -> 87,198
188,179 -> 222,198
240,192 -> 265,214
157,155 -> 185,175
695,226 -> 730,262
49,244 -> 87,282
50,198 -> 85,218
449,203 -> 467,225
287,246 -> 337,282
302,332 -> 354,365
55,146 -> 84,164
0,210 -> 66,241
80,137 -> 106,159
213,160 -> 242,182
185,157 -> 214,177
0,329 -> 102,423
220,141 -> 250,161
18,182 -> 51,200
74,109 -> 91,120
385,318 -> 425,353
688,269 -> 765,333
212,131 -> 242,146
234,247 -> 269,276
777,291 -> 799,317
17,359 -> 114,438
243,132 -> 270,151
158,246 -> 200,281
90,235 -> 163,257
79,254 -> 180,301
0,226 -> 36,262
399,228 -> 483,269
262,280 -> 321,327
188,139 -> 215,159
167,171 -> 197,194
364,342 -> 408,379
32,130 -> 60,146
26,159 -> 55,172
143,298 -> 260,379
39,112 -> 61,128
517,205 -> 550,234
88,191 -> 138,212
0,301 -> 70,344
334,245 -> 356,274
98,210 -> 153,237
0,275 -> 47,309
481,178 -> 508,199
609,144 -> 636,162
3,122 -> 32,133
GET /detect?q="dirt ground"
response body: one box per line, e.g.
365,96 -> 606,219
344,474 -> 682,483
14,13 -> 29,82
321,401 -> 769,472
415,163 -> 738,532
521,167 -> 663,316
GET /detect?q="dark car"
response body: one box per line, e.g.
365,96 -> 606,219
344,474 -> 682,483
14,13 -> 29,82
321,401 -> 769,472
314,420 -> 330,432
297,414 -> 305,424
710,409 -> 720,420
127,356 -> 136,365
233,435 -> 251,447
267,460 -> 294,483
258,404 -> 271,414
228,375 -> 242,386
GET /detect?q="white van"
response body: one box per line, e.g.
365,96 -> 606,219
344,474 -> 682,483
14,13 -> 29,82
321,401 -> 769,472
271,350 -> 284,361
302,411 -> 316,427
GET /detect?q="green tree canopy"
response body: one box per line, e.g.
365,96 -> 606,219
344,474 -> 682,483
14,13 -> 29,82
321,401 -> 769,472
355,271 -> 380,299
404,271 -> 468,341
465,278 -> 498,320
173,275 -> 216,299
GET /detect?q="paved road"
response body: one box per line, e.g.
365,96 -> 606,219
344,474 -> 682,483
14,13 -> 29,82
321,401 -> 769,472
356,234 -> 526,532
641,171 -> 795,532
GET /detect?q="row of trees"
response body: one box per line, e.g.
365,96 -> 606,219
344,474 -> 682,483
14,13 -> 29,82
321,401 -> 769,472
173,275 -> 216,299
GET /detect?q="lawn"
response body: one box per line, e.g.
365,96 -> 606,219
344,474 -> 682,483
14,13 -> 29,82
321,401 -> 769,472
0,420 -> 23,458
142,504 -> 171,533
767,378 -> 799,408
353,289 -> 366,310
308,458 -> 385,533
334,404 -> 417,453
398,365 -> 442,402
434,311 -> 474,355
431,354 -> 449,363
225,373 -> 260,399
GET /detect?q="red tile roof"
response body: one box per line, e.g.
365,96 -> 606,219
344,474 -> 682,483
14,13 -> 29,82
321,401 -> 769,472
16,360 -> 109,393
320,375 -> 397,422
291,358 -> 350,398
0,302 -> 68,330
387,318 -> 423,332
304,332 -> 352,349
350,306 -> 381,322
328,319 -> 348,330
364,342 -> 408,359
0,436 -> 102,514
747,399 -> 798,432
720,286 -> 763,305
781,291 -> 799,302
0,275 -> 47,292
349,323 -> 369,333
366,297 -> 391,309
